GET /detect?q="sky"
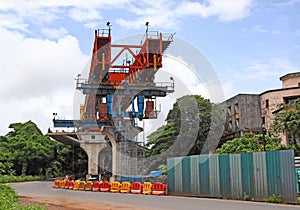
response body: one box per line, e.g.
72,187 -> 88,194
0,0 -> 300,135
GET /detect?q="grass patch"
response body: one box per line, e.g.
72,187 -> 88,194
0,175 -> 44,183
0,184 -> 45,210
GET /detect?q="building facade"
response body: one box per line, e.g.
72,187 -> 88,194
222,72 -> 300,145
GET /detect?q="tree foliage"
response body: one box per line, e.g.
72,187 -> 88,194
0,121 -> 87,177
145,95 -> 224,171
216,133 -> 282,154
271,98 -> 300,146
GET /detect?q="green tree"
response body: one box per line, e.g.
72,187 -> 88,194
271,98 -> 300,146
216,133 -> 282,154
145,95 -> 224,171
0,121 -> 88,177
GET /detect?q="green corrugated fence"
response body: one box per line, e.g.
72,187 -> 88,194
167,150 -> 297,203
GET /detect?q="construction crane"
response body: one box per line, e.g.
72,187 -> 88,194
51,22 -> 175,176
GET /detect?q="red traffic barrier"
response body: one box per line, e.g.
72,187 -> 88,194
130,182 -> 143,194
92,181 -> 100,192
65,179 -> 71,189
100,181 -> 111,192
68,180 -> 74,190
152,182 -> 167,196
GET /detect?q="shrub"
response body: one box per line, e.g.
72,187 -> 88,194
264,194 -> 283,204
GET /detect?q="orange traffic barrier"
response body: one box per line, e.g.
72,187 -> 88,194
100,181 -> 111,192
68,180 -> 74,190
79,181 -> 86,191
130,182 -> 143,194
152,182 -> 167,195
59,179 -> 66,189
92,181 -> 100,192
73,180 -> 80,190
142,182 -> 152,195
110,181 -> 121,193
120,182 -> 131,193
52,180 -> 59,188
85,181 -> 93,191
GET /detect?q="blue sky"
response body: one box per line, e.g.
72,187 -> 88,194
0,0 -> 299,135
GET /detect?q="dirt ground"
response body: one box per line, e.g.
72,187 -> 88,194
19,196 -> 147,210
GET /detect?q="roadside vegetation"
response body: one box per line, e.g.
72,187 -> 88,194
0,184 -> 45,210
0,121 -> 87,179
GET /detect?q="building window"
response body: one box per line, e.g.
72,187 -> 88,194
298,83 -> 300,87
262,116 -> 265,125
235,119 -> 239,128
227,106 -> 231,115
265,99 -> 269,108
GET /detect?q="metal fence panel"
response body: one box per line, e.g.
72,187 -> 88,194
219,154 -> 231,198
174,157 -> 183,194
182,156 -> 191,194
190,155 -> 200,195
253,152 -> 268,200
230,154 -> 243,199
279,150 -> 297,203
199,155 -> 210,196
167,150 -> 297,203
167,158 -> 175,194
209,154 -> 220,197
266,150 -> 281,196
241,152 -> 254,198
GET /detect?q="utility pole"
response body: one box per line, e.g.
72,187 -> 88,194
262,127 -> 267,152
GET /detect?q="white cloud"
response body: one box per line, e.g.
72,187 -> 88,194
117,0 -> 254,29
0,0 -> 131,30
41,27 -> 68,39
0,28 -> 89,135
251,25 -> 268,33
219,57 -> 300,98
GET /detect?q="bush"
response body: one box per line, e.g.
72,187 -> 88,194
264,194 -> 283,204
0,175 -> 44,183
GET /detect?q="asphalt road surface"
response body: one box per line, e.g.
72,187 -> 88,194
8,181 -> 300,210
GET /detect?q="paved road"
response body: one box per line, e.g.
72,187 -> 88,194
9,181 -> 300,210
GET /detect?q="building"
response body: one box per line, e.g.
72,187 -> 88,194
222,72 -> 300,145
221,94 -> 262,143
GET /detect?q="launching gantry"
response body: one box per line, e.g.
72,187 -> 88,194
48,22 -> 175,179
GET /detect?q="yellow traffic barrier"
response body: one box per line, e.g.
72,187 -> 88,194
110,181 -> 121,193
59,179 -> 66,189
142,182 -> 152,195
73,180 -> 80,190
85,181 -> 93,191
120,182 -> 131,193
79,181 -> 86,191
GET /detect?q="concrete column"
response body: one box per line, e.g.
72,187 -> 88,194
77,132 -> 107,175
101,130 -> 118,181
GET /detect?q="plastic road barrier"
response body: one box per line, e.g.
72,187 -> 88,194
73,180 -> 80,190
120,182 -> 131,193
53,180 -> 59,188
110,181 -> 121,193
85,181 -> 93,191
92,181 -> 100,192
59,179 -> 66,189
152,182 -> 167,195
68,180 -> 74,190
142,182 -> 152,195
100,181 -> 111,192
79,181 -> 86,191
130,182 -> 143,194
